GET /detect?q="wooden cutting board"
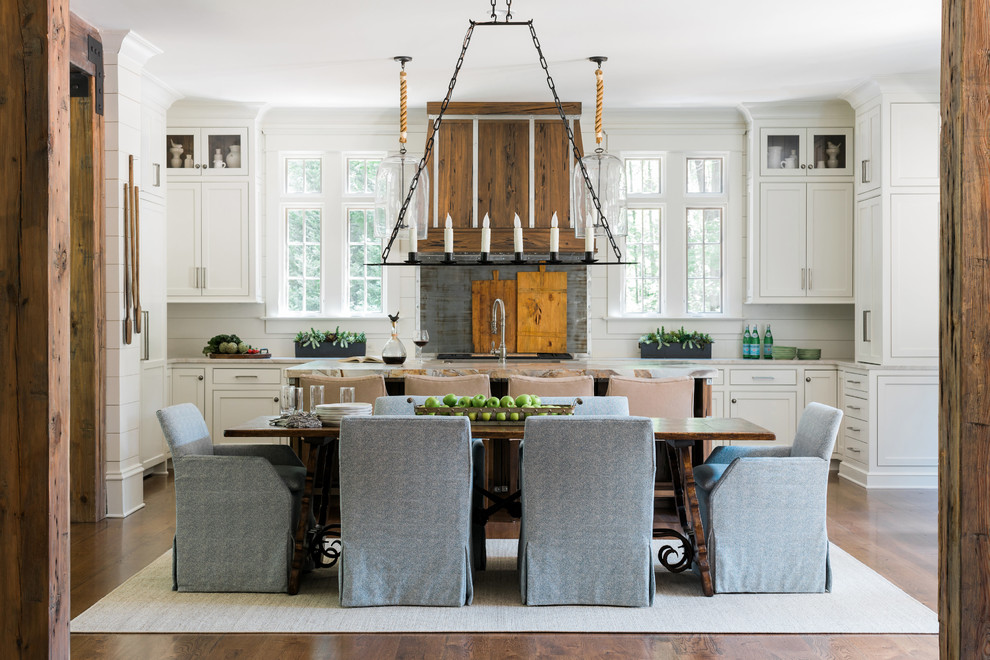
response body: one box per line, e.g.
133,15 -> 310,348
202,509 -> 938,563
516,267 -> 567,353
472,270 -> 517,353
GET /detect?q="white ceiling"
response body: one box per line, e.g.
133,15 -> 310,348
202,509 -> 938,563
70,0 -> 941,109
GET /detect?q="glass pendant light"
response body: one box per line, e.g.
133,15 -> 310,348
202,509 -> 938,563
573,56 -> 626,239
373,56 -> 430,241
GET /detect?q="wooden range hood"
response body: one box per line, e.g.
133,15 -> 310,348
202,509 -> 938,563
418,102 -> 586,253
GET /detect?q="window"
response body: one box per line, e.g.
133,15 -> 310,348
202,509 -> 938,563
346,207 -> 383,314
615,151 -> 733,318
346,156 -> 381,195
286,158 -> 322,194
625,157 -> 662,195
686,208 -> 722,313
285,208 -> 322,313
686,158 -> 723,194
624,208 -> 662,313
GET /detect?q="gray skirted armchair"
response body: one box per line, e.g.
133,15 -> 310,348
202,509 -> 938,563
692,402 -> 843,593
518,416 -> 656,606
156,403 -> 308,593
337,415 -> 477,607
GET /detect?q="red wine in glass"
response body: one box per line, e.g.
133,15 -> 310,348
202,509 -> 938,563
414,330 -> 429,358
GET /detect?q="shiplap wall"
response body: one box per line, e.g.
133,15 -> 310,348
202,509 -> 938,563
166,107 -> 853,359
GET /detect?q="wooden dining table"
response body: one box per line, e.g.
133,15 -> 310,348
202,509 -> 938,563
224,415 -> 774,596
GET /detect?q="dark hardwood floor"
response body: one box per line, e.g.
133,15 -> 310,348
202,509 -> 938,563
70,471 -> 938,659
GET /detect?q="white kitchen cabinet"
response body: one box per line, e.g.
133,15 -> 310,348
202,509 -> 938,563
855,104 -> 881,196
855,196 -> 883,364
889,103 -> 940,188
837,366 -> 937,488
805,367 -> 841,459
758,182 -> 853,301
211,389 -> 281,445
167,181 -> 251,300
759,127 -> 854,177
139,362 -> 168,471
166,126 -> 248,176
170,367 -> 206,415
728,390 -> 797,448
141,104 -> 166,201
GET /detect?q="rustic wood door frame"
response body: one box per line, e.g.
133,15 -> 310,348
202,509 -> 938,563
940,0 -> 990,655
69,15 -> 107,524
0,0 -> 72,655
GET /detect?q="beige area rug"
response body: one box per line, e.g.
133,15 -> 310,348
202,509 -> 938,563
71,540 -> 936,634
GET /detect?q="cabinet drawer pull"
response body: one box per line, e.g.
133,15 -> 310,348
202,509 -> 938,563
846,426 -> 861,432
751,376 -> 775,381
847,447 -> 862,453
847,405 -> 862,410
234,374 -> 259,379
846,379 -> 862,385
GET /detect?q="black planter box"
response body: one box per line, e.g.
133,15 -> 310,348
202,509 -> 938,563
638,342 -> 713,359
294,341 -> 366,358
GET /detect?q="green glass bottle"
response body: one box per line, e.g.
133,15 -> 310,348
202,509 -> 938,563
763,324 -> 774,359
743,324 -> 752,359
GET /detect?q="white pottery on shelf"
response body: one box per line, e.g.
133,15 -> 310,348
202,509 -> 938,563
169,143 -> 183,168
226,144 -> 241,169
825,141 -> 841,168
183,154 -> 194,168
767,145 -> 783,169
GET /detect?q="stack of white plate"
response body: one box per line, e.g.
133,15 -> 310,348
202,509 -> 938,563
313,402 -> 372,425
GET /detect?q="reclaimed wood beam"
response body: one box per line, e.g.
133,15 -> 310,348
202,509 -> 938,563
940,0 -> 990,656
0,0 -> 72,655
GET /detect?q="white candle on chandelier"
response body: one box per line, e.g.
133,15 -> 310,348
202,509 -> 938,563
444,214 -> 454,253
549,212 -> 560,253
584,217 -> 595,253
408,222 -> 417,253
513,213 -> 523,253
481,214 -> 491,253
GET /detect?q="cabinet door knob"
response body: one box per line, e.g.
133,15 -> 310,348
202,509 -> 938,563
801,163 -> 807,169
197,375 -> 204,381
806,376 -> 811,382
731,398 -> 737,404
273,396 -> 279,402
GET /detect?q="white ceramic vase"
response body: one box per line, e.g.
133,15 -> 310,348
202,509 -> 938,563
226,145 -> 241,169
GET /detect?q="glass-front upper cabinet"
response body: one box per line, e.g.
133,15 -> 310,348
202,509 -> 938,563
166,127 -> 248,176
760,128 -> 853,177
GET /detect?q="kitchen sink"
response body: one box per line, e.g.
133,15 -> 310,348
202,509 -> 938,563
437,352 -> 574,361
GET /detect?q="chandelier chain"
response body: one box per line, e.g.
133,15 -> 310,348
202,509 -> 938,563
382,22 -> 477,262
490,0 -> 497,20
527,22 -> 621,260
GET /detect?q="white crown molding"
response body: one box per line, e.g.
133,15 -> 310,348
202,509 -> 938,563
738,100 -> 854,125
142,71 -> 183,110
100,30 -> 162,66
168,100 -> 266,123
841,74 -> 938,108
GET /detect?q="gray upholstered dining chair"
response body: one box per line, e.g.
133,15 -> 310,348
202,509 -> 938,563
156,403 -> 307,592
337,415 -> 477,606
372,395 -> 488,571
518,415 -> 656,606
692,402 -> 843,593
403,373 -> 491,397
539,395 -> 630,416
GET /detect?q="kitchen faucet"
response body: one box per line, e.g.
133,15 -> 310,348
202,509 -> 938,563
491,298 -> 507,364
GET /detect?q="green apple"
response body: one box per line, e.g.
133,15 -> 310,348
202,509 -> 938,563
496,412 -> 507,421
456,396 -> 472,408
453,411 -> 464,416
472,393 -> 488,408
481,412 -> 492,421
532,395 -> 542,406
499,395 -> 515,408
468,412 -> 477,421
443,393 -> 458,406
486,396 -> 501,408
424,396 -> 440,408
509,412 -> 520,421
514,394 -> 532,408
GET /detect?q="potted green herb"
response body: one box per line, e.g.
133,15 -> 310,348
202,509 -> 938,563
293,327 -> 367,358
638,326 -> 714,359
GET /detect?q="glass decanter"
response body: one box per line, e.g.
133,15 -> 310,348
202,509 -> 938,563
381,312 -> 407,365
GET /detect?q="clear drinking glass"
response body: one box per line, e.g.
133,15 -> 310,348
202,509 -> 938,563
309,385 -> 324,413
413,329 -> 429,359
339,387 -> 356,404
279,385 -> 297,415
